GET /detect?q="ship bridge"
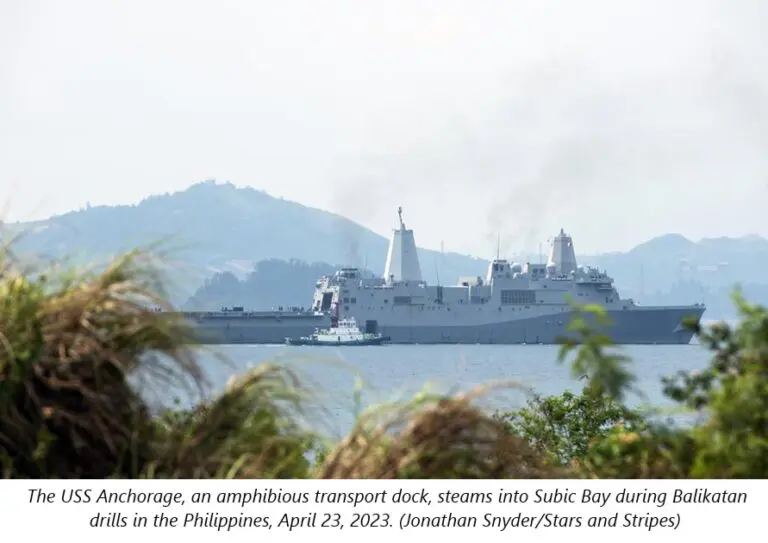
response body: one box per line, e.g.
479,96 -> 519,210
335,268 -> 361,280
485,259 -> 512,283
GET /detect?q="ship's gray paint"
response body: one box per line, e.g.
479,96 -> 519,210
185,312 -> 329,344
187,306 -> 702,345
178,209 -> 706,345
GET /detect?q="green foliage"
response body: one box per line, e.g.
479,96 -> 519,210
575,424 -> 695,479
147,367 -> 317,479
494,389 -> 645,467
662,290 -> 768,477
556,301 -> 636,401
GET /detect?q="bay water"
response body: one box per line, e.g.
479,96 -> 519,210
175,343 -> 712,439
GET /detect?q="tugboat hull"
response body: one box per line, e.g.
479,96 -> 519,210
285,336 -> 390,346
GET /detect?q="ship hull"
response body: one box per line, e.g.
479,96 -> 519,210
374,306 -> 702,345
189,318 -> 327,345
285,336 -> 390,346
183,306 -> 704,346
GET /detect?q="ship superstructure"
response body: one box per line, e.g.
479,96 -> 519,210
182,207 -> 705,345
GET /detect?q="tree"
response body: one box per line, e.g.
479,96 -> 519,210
494,388 -> 645,467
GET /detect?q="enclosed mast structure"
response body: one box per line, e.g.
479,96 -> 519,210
384,207 -> 424,284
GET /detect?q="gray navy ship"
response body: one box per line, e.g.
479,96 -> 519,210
181,207 -> 706,345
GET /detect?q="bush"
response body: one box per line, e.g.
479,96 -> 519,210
493,389 -> 646,468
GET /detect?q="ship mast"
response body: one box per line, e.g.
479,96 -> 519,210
384,206 -> 423,283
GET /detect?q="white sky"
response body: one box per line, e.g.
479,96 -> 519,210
1,0 -> 766,256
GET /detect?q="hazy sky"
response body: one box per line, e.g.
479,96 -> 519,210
1,0 -> 766,256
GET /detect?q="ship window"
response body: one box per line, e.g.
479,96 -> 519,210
500,289 -> 536,305
343,297 -> 349,303
351,297 -> 357,303
393,296 -> 411,305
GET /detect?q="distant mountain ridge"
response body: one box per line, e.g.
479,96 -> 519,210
4,180 -> 766,318
3,181 -> 487,301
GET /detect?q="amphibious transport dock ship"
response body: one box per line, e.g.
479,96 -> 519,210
180,208 -> 705,345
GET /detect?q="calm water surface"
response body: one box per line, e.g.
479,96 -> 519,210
171,343 -> 712,438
